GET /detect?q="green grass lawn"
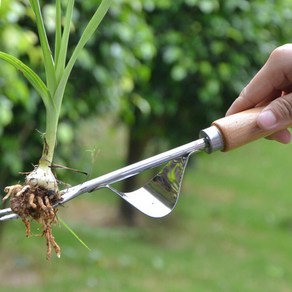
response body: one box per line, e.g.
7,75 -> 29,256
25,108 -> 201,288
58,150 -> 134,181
1,122 -> 292,292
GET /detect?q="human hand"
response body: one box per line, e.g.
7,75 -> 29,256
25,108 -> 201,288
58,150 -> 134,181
226,44 -> 292,143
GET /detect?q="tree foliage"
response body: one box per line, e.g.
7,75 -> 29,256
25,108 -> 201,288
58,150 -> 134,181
117,0 -> 292,145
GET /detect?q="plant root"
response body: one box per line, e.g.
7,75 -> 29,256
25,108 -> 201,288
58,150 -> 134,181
3,183 -> 62,259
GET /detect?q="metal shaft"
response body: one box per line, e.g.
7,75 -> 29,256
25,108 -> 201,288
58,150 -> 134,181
61,138 -> 207,204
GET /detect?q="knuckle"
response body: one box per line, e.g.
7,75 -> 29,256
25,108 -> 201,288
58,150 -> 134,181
270,44 -> 292,63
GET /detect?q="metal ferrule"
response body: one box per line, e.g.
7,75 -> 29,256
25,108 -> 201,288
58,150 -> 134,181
199,125 -> 224,153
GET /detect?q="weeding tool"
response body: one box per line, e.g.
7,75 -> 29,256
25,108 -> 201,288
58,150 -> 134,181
1,107 -> 291,221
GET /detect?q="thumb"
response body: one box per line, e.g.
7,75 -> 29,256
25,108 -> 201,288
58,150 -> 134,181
257,93 -> 292,130
257,93 -> 292,144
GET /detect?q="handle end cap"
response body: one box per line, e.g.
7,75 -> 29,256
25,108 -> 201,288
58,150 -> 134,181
199,126 -> 224,153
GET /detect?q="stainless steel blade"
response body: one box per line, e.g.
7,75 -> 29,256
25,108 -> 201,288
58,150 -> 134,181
106,155 -> 190,217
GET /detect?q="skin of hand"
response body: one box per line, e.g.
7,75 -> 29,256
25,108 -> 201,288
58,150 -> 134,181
226,44 -> 292,144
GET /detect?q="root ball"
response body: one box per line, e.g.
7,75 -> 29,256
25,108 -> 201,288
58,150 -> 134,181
3,183 -> 62,260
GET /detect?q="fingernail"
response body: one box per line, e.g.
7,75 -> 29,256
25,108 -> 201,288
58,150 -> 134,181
257,110 -> 277,130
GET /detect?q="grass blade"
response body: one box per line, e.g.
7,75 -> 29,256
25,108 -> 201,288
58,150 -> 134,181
0,51 -> 52,109
29,0 -> 56,93
55,0 -> 111,105
54,0 -> 62,63
58,217 -> 91,252
55,0 -> 75,82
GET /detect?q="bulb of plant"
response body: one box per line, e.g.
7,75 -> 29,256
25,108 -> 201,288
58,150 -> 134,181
0,0 -> 111,260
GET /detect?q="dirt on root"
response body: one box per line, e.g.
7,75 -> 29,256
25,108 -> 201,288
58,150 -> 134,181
4,184 -> 61,260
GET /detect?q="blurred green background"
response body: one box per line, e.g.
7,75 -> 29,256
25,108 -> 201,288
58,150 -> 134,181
1,0 -> 292,291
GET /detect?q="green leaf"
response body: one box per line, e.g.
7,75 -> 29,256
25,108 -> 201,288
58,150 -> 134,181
58,217 -> 91,252
0,51 -> 52,109
54,0 -> 112,106
29,0 -> 56,94
55,0 -> 75,82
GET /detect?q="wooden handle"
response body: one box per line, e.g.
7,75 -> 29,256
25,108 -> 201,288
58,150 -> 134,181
212,107 -> 290,152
